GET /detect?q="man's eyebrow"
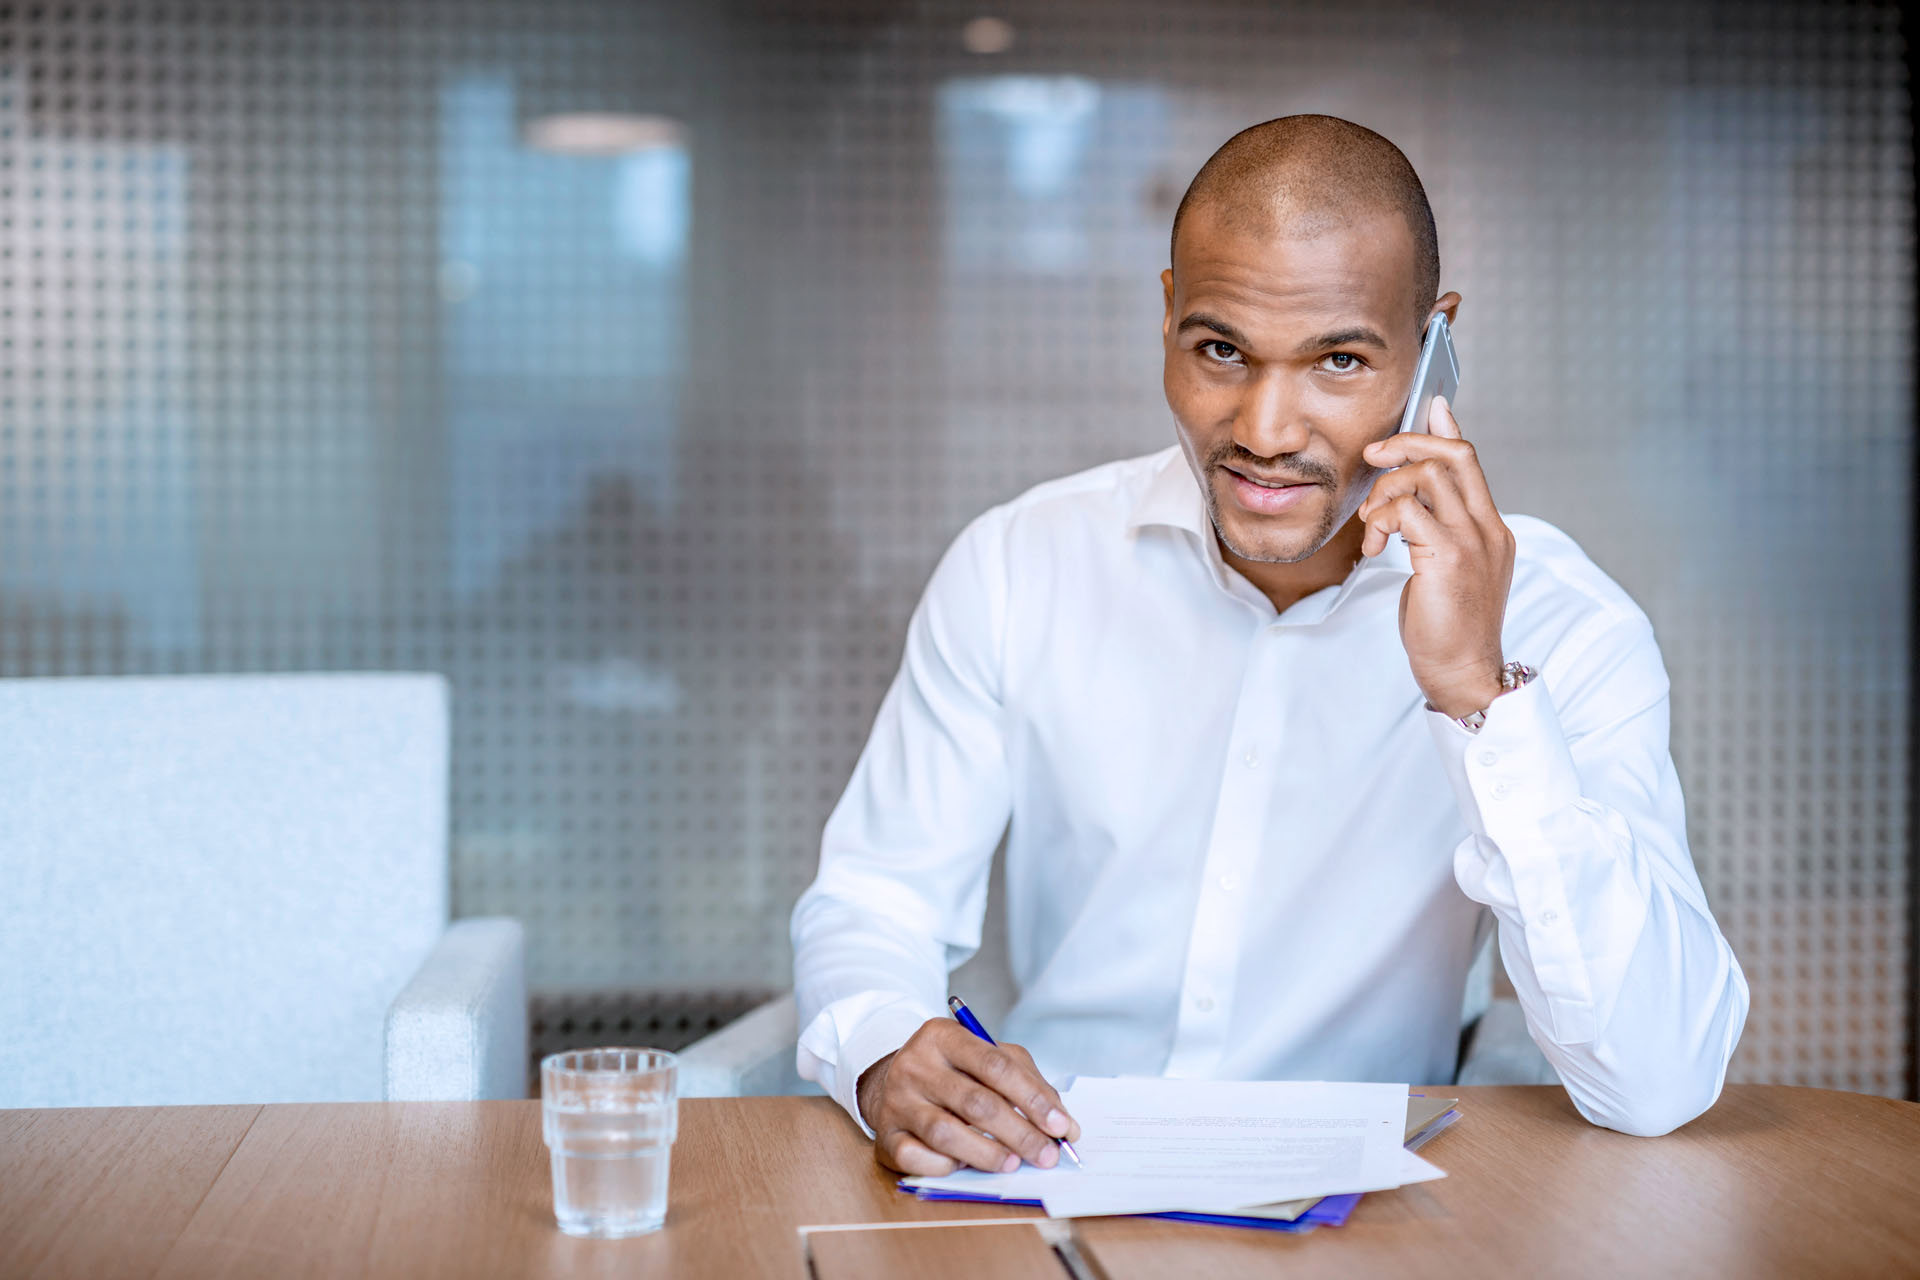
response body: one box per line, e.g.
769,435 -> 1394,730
1295,325 -> 1390,354
1175,314 -> 1393,356
1176,312 -> 1252,346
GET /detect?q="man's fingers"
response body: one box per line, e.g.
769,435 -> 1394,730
878,1130 -> 957,1177
1364,430 -> 1474,471
1364,492 -> 1446,555
953,1037 -> 1076,1148
1001,1043 -> 1080,1142
1426,397 -> 1500,516
1364,425 -> 1499,522
974,1040 -> 1071,1135
917,1103 -> 1022,1173
932,1074 -> 1060,1169
1358,460 -> 1468,526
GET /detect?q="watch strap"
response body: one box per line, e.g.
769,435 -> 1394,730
1429,661 -> 1538,734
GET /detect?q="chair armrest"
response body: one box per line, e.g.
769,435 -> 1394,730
1455,994 -> 1562,1086
385,917 -> 528,1101
677,993 -> 820,1098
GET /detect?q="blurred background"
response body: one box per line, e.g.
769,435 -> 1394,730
0,0 -> 1909,1094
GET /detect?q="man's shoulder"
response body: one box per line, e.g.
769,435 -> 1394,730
928,449 -> 1174,612
1502,513 -> 1661,678
969,447 -> 1178,544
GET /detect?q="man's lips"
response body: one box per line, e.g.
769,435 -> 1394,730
1221,465 -> 1319,515
1225,465 -> 1314,489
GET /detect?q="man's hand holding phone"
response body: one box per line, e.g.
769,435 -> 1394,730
856,1019 -> 1081,1176
1358,392 -> 1516,720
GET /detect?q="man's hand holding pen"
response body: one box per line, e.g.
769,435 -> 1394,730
856,1017 -> 1081,1176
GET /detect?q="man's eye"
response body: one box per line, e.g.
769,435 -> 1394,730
1320,352 -> 1365,373
1201,341 -> 1242,365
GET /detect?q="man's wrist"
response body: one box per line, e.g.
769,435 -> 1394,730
1428,661 -> 1539,732
856,1051 -> 896,1130
1424,661 -> 1506,720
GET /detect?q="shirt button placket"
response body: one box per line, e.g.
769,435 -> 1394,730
1170,624 -> 1276,1077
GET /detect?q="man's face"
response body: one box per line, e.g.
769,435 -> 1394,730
1161,207 -> 1432,566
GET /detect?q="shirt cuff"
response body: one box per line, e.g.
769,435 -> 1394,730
1428,675 -> 1597,1043
796,992 -> 941,1139
1425,673 -> 1581,843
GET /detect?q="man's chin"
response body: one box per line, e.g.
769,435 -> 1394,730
1219,528 -> 1320,565
1212,508 -> 1331,566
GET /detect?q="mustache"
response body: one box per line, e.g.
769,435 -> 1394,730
1208,444 -> 1338,488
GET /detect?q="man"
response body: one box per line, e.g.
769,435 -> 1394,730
791,115 -> 1748,1177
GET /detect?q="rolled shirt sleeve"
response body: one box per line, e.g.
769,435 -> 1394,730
1429,616 -> 1750,1136
790,509 -> 1015,1133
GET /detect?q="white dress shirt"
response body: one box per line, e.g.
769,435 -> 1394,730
792,444 -> 1748,1139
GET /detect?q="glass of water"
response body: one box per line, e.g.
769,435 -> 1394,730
541,1047 -> 679,1238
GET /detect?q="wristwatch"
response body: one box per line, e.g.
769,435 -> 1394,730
1429,661 -> 1538,734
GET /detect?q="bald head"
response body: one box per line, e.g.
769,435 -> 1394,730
1170,115 -> 1439,331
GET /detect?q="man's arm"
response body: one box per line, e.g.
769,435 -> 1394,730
1359,397 -> 1747,1134
1428,619 -> 1748,1136
791,507 -> 1081,1172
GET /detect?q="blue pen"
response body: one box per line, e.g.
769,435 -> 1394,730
947,995 -> 1085,1169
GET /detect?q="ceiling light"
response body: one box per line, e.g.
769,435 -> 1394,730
523,113 -> 686,156
961,16 -> 1016,55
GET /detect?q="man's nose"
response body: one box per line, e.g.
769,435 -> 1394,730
1231,369 -> 1311,458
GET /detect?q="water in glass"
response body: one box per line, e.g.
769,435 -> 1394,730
542,1047 -> 678,1238
547,1104 -> 672,1236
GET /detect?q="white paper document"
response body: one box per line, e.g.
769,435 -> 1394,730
902,1076 -> 1443,1218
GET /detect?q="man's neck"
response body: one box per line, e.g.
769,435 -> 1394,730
1219,515 -> 1368,616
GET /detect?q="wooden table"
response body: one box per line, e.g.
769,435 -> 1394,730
4,1086 -> 1918,1278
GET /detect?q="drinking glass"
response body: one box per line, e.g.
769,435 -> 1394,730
541,1047 -> 679,1237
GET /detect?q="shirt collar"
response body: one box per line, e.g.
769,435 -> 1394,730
1125,445 -> 1211,538
1126,445 -> 1413,620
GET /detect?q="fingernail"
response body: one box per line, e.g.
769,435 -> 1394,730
1038,1145 -> 1058,1169
1046,1108 -> 1069,1135
1001,1153 -> 1021,1173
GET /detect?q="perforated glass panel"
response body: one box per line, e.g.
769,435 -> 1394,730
0,0 -> 1907,1089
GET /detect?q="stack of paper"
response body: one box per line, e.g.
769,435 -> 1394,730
899,1077 -> 1458,1230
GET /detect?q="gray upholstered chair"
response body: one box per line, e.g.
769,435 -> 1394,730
0,673 -> 527,1107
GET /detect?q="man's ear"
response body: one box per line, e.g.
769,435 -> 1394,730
1432,290 -> 1462,328
1160,268 -> 1176,343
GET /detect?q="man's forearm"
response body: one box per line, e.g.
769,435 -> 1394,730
791,887 -> 951,1134
1432,669 -> 1748,1134
1481,837 -> 1749,1135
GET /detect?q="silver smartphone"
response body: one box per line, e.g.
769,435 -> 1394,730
1396,312 -> 1460,434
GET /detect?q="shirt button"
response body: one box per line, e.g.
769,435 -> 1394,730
1491,781 -> 1512,799
1193,995 -> 1215,1013
1539,910 -> 1559,926
1217,873 -> 1238,893
1478,750 -> 1499,767
1243,747 -> 1259,768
